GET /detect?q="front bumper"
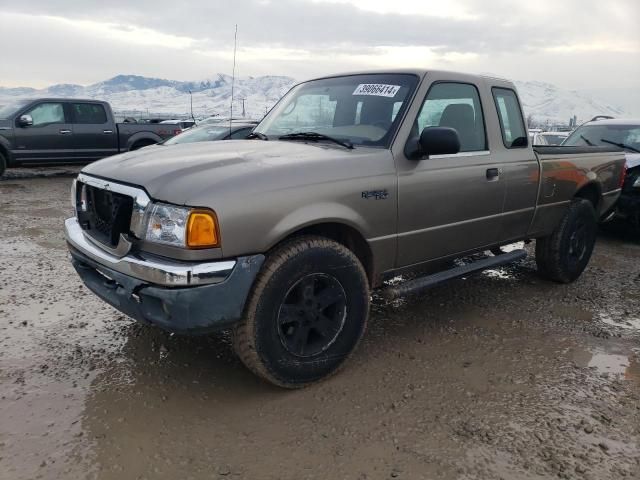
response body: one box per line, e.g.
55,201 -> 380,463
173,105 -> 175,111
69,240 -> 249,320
65,217 -> 265,333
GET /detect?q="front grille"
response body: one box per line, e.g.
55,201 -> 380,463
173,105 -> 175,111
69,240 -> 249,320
77,182 -> 134,247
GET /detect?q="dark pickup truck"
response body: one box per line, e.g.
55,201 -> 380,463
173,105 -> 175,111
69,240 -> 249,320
0,98 -> 180,176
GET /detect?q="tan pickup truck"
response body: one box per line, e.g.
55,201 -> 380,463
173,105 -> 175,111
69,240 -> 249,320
65,69 -> 626,387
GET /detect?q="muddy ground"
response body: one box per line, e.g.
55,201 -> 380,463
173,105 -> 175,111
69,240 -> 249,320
0,167 -> 639,480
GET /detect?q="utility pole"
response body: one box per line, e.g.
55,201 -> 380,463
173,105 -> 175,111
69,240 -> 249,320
241,98 -> 246,117
230,24 -> 238,136
189,90 -> 195,123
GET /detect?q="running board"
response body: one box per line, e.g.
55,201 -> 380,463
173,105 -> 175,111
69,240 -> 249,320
382,249 -> 527,300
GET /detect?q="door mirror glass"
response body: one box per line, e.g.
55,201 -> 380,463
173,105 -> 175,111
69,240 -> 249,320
412,126 -> 460,159
18,114 -> 33,127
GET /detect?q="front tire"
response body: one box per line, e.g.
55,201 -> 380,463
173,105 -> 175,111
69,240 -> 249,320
535,198 -> 597,283
232,236 -> 370,388
0,152 -> 6,177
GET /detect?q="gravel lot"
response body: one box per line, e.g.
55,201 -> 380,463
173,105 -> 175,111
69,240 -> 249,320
1,167 -> 639,480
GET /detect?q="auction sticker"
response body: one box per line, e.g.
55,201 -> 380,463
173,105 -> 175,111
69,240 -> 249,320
353,84 -> 401,97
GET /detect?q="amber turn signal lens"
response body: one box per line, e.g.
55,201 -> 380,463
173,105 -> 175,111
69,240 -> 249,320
187,210 -> 219,248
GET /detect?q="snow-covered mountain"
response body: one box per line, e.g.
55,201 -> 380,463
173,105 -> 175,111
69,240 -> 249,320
0,74 -> 296,119
514,81 -> 628,125
0,74 -> 631,124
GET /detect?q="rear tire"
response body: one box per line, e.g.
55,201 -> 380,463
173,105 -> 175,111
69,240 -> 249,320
535,198 -> 597,283
232,236 -> 370,388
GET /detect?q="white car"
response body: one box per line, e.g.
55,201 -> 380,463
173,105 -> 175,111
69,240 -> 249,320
532,131 -> 570,146
159,119 -> 196,130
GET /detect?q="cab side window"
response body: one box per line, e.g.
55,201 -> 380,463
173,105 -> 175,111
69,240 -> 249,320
24,103 -> 65,127
414,82 -> 487,152
492,88 -> 528,148
72,103 -> 107,124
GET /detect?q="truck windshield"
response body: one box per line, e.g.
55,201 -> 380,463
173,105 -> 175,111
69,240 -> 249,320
254,74 -> 419,148
564,124 -> 640,153
0,101 -> 29,119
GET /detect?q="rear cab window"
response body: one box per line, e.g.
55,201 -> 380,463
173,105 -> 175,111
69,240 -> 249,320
71,103 -> 108,124
413,82 -> 487,153
492,88 -> 528,148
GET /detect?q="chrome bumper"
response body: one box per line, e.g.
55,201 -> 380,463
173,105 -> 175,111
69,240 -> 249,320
64,217 -> 236,287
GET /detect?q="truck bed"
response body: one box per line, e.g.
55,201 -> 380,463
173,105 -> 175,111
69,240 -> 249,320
533,145 -> 621,155
529,145 -> 626,236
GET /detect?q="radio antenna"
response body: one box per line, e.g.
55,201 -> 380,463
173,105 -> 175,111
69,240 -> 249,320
230,24 -> 238,136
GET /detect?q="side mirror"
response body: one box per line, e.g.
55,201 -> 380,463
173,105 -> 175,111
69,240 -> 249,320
419,127 -> 460,157
406,126 -> 461,160
18,114 -> 33,127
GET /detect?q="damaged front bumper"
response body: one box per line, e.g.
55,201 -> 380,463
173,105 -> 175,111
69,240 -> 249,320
64,217 -> 264,333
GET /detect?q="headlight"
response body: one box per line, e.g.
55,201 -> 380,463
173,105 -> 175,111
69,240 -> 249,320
144,203 -> 219,248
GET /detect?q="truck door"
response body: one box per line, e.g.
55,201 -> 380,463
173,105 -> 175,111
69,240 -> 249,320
490,87 -> 539,240
395,80 -> 506,267
69,102 -> 118,161
12,101 -> 74,162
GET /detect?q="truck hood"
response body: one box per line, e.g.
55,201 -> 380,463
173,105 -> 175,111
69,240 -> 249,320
82,140 -> 385,205
626,152 -> 640,170
0,119 -> 11,130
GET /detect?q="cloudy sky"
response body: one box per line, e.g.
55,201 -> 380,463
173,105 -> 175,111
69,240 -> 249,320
0,0 -> 638,91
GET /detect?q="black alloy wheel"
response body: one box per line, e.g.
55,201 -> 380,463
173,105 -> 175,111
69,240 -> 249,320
277,273 -> 347,357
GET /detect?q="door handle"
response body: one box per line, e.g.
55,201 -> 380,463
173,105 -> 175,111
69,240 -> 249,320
486,168 -> 501,180
59,129 -> 72,134
103,130 -> 114,134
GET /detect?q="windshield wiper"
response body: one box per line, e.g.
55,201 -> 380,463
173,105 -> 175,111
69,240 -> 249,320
580,135 -> 595,146
599,138 -> 640,154
247,132 -> 269,140
279,132 -> 354,149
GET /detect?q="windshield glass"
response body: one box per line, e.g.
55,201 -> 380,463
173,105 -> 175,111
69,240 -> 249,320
163,126 -> 229,145
564,124 -> 640,151
254,74 -> 419,147
0,101 -> 29,119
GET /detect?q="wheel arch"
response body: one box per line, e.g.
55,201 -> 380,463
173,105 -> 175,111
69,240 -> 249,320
127,132 -> 162,151
574,181 -> 601,211
274,221 -> 375,287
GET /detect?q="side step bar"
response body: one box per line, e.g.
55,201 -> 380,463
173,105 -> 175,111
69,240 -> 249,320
382,249 -> 527,300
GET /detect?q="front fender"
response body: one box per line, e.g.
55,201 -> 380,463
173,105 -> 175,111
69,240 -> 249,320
266,202 -> 371,251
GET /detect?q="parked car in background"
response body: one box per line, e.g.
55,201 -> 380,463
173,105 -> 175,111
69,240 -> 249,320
0,98 -> 180,176
156,123 -> 257,146
137,118 -> 172,124
532,131 -> 570,146
564,118 -> 640,232
199,116 -> 258,126
65,69 -> 625,388
159,119 -> 196,130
